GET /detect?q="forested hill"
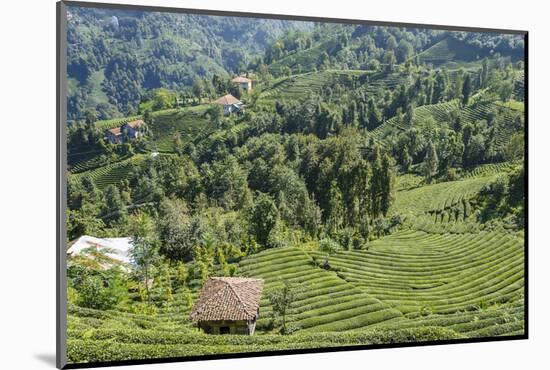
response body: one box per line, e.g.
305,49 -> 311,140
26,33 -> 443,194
66,5 -> 524,122
66,6 -> 311,121
261,23 -> 524,76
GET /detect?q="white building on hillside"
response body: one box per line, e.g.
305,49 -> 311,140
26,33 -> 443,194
231,75 -> 252,91
214,94 -> 244,115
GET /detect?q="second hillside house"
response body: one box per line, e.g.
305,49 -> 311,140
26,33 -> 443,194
106,119 -> 146,144
231,75 -> 252,91
214,94 -> 244,115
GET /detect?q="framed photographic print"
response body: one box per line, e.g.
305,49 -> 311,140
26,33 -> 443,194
56,1 -> 527,368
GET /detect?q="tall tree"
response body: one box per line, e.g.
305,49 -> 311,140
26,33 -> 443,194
453,70 -> 464,100
128,212 -> 159,303
192,78 -> 204,103
396,39 -> 413,63
379,153 -> 396,216
433,71 -> 448,103
423,141 -> 439,182
480,58 -> 490,88
251,193 -> 279,247
267,280 -> 298,334
369,146 -> 383,217
102,185 -> 126,225
383,50 -> 397,73
172,132 -> 183,155
404,104 -> 415,126
402,150 -> 413,172
327,180 -> 345,234
462,74 -> 472,106
498,81 -> 514,102
367,98 -> 382,130
386,35 -> 397,50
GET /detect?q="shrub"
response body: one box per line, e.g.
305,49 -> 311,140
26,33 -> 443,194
420,304 -> 433,317
66,327 -> 464,363
67,286 -> 80,305
444,167 -> 461,181
126,303 -> 159,316
74,274 -> 126,310
319,237 -> 342,254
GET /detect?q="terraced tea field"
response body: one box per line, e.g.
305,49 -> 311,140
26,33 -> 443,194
147,105 -> 213,152
257,70 -> 366,106
462,162 -> 518,179
65,245 -> 467,363
258,70 -> 398,105
68,163 -> 524,338
93,106 -> 213,153
256,69 -> 407,107
368,99 -> 523,151
267,38 -> 340,75
315,230 -> 523,315
369,300 -> 524,338
239,176 -> 524,334
257,72 -> 333,103
391,163 -> 524,234
65,160 -> 524,364
363,71 -> 411,94
239,248 -> 405,332
393,173 -> 494,218
67,226 -> 523,363
368,100 -> 460,144
416,37 -> 489,68
67,300 -> 460,363
72,154 -> 148,189
95,115 -> 143,131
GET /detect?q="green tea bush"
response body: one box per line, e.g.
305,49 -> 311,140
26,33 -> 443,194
67,326 -> 463,363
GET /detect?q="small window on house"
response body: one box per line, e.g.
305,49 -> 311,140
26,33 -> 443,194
220,326 -> 230,335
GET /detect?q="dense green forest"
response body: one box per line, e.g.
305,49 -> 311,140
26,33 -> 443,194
66,8 -> 523,121
66,8 -> 312,121
65,6 -> 525,364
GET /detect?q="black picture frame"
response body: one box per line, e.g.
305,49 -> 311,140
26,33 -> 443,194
56,1 -> 528,368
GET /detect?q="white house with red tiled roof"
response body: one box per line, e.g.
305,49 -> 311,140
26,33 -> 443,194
105,119 -> 146,144
106,126 -> 124,144
122,119 -> 145,139
232,75 -> 252,91
213,94 -> 244,115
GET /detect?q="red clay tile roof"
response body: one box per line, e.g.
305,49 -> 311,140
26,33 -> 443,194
125,119 -> 145,128
108,127 -> 122,136
190,277 -> 264,322
232,76 -> 252,84
214,94 -> 242,106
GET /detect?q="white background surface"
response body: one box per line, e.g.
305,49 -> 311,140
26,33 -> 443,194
0,0 -> 547,369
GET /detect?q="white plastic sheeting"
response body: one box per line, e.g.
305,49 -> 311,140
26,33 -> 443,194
67,235 -> 134,267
